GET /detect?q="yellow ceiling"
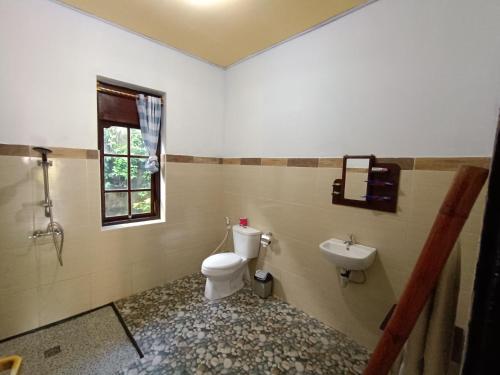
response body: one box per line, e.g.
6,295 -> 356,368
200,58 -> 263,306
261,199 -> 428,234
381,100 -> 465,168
59,0 -> 369,67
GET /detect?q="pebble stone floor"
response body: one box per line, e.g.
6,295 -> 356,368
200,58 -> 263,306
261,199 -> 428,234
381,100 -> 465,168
116,273 -> 369,375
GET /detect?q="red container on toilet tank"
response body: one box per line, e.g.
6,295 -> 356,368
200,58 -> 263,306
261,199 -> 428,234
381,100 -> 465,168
239,217 -> 248,227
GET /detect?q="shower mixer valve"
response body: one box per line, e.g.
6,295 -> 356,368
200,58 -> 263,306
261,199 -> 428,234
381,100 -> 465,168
29,227 -> 63,240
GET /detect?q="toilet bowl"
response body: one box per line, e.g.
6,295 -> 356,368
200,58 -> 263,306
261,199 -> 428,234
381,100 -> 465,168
201,225 -> 261,300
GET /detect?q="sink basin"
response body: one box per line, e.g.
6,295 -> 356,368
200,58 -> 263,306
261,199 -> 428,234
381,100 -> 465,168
319,238 -> 376,270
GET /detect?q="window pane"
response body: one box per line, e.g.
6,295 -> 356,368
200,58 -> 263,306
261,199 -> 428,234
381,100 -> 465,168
104,156 -> 128,190
130,128 -> 148,156
131,191 -> 151,214
131,158 -> 151,189
105,192 -> 128,217
104,126 -> 127,155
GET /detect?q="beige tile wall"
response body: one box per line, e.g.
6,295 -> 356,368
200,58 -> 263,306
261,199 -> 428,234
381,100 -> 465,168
222,165 -> 486,349
0,153 -> 486,353
0,155 -> 224,340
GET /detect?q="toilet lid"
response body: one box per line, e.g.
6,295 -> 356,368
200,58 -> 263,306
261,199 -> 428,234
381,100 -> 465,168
203,252 -> 243,270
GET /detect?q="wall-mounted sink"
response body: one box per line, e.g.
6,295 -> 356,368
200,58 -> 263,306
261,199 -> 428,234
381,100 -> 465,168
319,238 -> 376,271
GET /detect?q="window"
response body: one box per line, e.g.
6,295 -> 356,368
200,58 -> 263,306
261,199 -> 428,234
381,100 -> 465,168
97,82 -> 161,226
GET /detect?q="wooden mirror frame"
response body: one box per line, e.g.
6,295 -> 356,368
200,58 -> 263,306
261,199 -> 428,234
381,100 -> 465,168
332,154 -> 400,213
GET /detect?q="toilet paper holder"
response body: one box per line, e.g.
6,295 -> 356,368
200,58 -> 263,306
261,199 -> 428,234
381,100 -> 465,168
261,232 -> 272,247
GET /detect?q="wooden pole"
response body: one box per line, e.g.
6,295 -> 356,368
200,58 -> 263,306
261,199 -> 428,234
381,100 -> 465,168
364,165 -> 488,375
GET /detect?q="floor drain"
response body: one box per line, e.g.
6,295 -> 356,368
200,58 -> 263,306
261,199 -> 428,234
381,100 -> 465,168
44,346 -> 61,358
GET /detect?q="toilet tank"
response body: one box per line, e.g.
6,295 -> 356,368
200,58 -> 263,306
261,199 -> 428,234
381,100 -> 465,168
232,225 -> 261,259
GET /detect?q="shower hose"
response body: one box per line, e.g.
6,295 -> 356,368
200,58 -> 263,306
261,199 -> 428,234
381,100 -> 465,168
210,217 -> 231,255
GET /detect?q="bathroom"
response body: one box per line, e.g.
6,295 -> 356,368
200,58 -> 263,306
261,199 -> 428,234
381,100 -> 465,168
1,0 -> 500,374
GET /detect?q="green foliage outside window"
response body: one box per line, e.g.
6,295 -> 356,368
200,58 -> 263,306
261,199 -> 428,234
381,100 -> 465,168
103,126 -> 152,215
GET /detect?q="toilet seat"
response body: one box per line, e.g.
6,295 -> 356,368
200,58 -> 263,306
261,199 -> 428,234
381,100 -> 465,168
202,252 -> 243,276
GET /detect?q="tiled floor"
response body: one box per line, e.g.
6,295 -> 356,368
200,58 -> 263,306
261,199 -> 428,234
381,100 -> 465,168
0,306 -> 139,375
116,273 -> 369,374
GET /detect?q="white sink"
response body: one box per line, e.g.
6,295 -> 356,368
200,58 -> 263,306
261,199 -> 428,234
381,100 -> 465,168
319,238 -> 376,270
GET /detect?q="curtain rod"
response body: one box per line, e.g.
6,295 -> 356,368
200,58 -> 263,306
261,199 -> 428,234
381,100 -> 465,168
97,85 -> 163,103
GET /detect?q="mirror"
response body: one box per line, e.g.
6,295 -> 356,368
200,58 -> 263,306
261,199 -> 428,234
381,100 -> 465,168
344,157 -> 372,201
332,155 -> 400,213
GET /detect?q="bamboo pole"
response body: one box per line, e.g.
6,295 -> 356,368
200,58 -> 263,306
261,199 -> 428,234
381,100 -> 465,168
364,165 -> 488,375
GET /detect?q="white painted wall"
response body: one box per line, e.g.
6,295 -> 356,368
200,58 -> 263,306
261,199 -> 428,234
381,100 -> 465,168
224,0 -> 500,157
0,0 -> 225,156
1,0 -> 500,158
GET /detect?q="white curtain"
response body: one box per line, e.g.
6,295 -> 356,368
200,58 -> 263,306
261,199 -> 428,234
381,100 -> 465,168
136,94 -> 162,173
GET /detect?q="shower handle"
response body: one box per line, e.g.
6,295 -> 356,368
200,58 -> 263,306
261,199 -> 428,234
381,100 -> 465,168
29,230 -> 62,240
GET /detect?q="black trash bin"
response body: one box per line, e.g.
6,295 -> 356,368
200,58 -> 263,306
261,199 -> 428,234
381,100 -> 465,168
253,270 -> 273,298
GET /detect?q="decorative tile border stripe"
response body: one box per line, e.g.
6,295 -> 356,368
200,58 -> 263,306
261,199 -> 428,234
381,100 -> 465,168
0,144 -> 30,157
220,157 -> 414,169
318,158 -> 343,168
50,147 -> 99,159
193,156 -> 222,164
377,157 -> 415,170
218,156 -> 489,171
287,158 -> 319,168
261,158 -> 288,166
166,154 -> 194,163
0,144 -> 98,159
240,158 -> 261,166
0,145 -> 491,170
222,158 -> 241,165
165,154 -> 222,164
414,157 -> 491,171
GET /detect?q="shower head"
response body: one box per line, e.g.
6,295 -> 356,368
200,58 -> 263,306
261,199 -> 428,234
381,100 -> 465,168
33,147 -> 53,162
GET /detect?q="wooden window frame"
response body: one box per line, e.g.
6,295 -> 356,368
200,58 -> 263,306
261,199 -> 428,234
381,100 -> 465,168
97,82 -> 161,226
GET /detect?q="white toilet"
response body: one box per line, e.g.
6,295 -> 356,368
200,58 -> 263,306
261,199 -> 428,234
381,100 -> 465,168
201,225 -> 261,300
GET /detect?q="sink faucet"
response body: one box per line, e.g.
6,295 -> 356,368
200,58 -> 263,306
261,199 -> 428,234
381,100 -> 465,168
344,234 -> 355,249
